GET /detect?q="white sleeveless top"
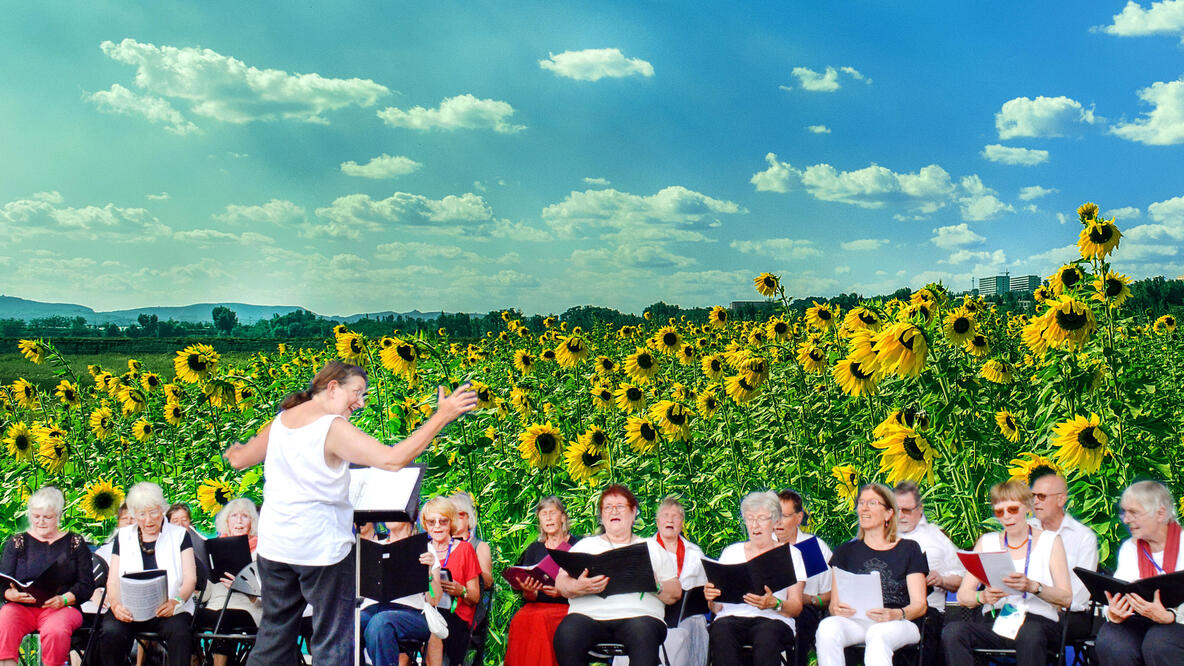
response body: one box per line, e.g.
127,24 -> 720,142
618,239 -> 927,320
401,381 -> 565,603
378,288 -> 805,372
256,413 -> 353,566
983,530 -> 1059,622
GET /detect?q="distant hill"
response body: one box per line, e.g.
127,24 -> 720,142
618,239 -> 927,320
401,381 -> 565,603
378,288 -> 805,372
0,294 -> 445,326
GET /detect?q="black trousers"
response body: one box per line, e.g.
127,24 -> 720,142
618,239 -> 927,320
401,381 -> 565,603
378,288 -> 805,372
1096,616 -> 1184,666
709,615 -> 795,666
941,612 -> 1059,666
97,611 -> 192,666
247,552 -> 354,666
794,606 -> 822,666
553,614 -> 667,666
195,608 -> 257,656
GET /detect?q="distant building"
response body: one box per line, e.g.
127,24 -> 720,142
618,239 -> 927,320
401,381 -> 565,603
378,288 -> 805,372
1009,274 -> 1041,294
729,300 -> 776,311
978,275 -> 1010,296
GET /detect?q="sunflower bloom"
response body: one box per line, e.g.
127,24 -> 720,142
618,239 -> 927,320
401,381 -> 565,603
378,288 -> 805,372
943,310 -> 976,345
335,332 -> 366,361
1092,272 -> 1132,307
565,436 -> 608,485
797,343 -> 828,374
1078,218 -> 1122,260
55,380 -> 81,409
964,334 -> 991,358
379,339 -> 418,379
140,373 -> 163,393
164,401 -> 184,426
996,411 -> 1020,443
510,388 -> 534,419
981,359 -> 1014,384
1052,413 -> 1108,474
1049,264 -> 1085,295
696,387 -> 720,419
173,344 -> 219,384
89,405 -> 115,440
624,347 -> 659,383
1077,202 -> 1099,222
11,379 -> 38,409
118,387 -> 147,416
594,356 -> 616,375
625,416 -> 659,454
590,385 -> 614,411
471,382 -> 495,409
872,323 -> 928,378
832,465 -> 860,509
130,418 -> 154,442
81,479 -> 124,520
1154,315 -> 1177,334
652,326 -> 683,355
1044,297 -> 1097,350
555,336 -> 590,368
806,302 -> 837,331
650,400 -> 691,441
873,409 -> 929,439
197,479 -> 236,514
708,306 -> 729,328
833,357 -> 879,397
18,339 -> 47,365
512,350 -> 536,374
36,425 -> 69,474
724,375 -> 760,403
765,318 -> 791,341
754,272 -> 780,298
871,426 -> 939,485
701,355 -> 725,380
614,383 -> 647,414
3,423 -> 34,461
518,423 -> 564,468
164,383 -> 183,401
1007,452 -> 1062,485
844,307 -> 883,332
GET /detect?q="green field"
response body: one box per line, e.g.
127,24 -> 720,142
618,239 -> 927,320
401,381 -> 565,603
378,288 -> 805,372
0,351 -> 257,391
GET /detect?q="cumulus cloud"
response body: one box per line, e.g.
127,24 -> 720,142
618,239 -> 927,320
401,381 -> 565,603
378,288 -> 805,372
1097,0 -> 1184,41
1019,185 -> 1057,201
539,48 -> 654,81
750,153 -> 797,193
98,38 -> 389,124
173,229 -> 273,245
1121,194 -> 1184,244
542,186 -> 744,240
313,192 -> 494,239
729,238 -> 822,259
841,238 -> 889,251
377,94 -> 525,133
213,199 -> 306,226
784,66 -> 870,92
86,83 -> 199,134
943,248 -> 1006,265
959,175 -> 1014,221
995,95 -> 1098,139
981,144 -> 1050,166
146,192 -> 170,201
0,193 -> 170,242
339,154 -> 422,179
752,153 -> 958,214
1110,77 -> 1184,145
806,124 -> 831,134
584,177 -> 611,186
374,241 -> 480,263
931,223 -> 985,249
1107,206 -> 1142,219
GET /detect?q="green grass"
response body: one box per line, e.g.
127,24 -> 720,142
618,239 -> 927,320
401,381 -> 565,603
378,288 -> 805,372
0,351 -> 257,391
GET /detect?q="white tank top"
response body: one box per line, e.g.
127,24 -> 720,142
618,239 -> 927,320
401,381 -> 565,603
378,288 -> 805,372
256,413 -> 353,566
985,530 -> 1059,622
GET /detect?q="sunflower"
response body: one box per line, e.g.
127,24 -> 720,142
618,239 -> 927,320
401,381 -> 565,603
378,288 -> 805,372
1052,413 -> 1108,474
53,380 -> 81,409
89,405 -> 115,440
650,400 -> 691,441
1044,297 -> 1097,349
677,344 -> 696,366
700,354 -> 725,380
981,359 -> 1014,385
235,383 -> 256,410
554,336 -> 590,368
118,387 -> 147,416
844,306 -> 883,332
131,418 -> 155,442
586,384 -> 613,411
197,479 -> 236,514
1077,202 -> 1099,222
164,383 -> 183,401
11,379 -> 37,409
871,426 -> 938,485
1033,284 -> 1053,303
518,423 -> 564,468
164,401 -> 184,426
465,381 -> 494,410
17,339 -> 47,365
765,318 -> 791,341
1007,452 -> 1062,485
996,410 -> 1021,443
591,356 -> 615,376
333,324 -> 348,336
754,272 -> 780,298
747,328 -> 766,346
708,306 -> 729,328
173,344 -> 219,384
380,339 -> 418,378
873,408 -> 930,438
806,302 -> 837,331
80,479 -> 125,520
334,332 -> 366,361
614,382 -> 647,414
652,326 -> 683,355
872,323 -> 928,378
943,310 -> 976,345
724,375 -> 760,403
36,427 -> 68,474
540,349 -> 557,363
624,347 -> 659,383
1049,264 -> 1085,295
832,465 -> 860,509
1078,218 -> 1122,260
565,437 -> 607,484
512,350 -> 536,374
833,357 -> 879,397
964,334 -> 991,357
3,423 -> 34,461
1154,314 -> 1177,334
797,342 -> 828,374
625,416 -> 659,453
900,302 -> 934,325
510,387 -> 534,419
1092,271 -> 1132,307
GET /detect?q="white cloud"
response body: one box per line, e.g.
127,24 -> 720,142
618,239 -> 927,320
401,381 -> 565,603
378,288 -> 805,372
1110,77 -> 1184,145
146,192 -> 170,201
1023,243 -> 1080,269
214,199 -> 306,226
339,154 -> 422,179
542,186 -> 744,239
173,229 -> 273,245
730,238 -> 822,258
0,194 -> 170,242
841,238 -> 890,251
86,83 -> 199,135
584,177 -> 611,186
313,192 -> 494,239
99,38 -> 389,124
835,265 -> 851,274
487,219 -> 553,242
374,241 -> 480,263
944,248 -> 1006,265
959,175 -> 1014,221
1019,185 -> 1057,201
981,144 -> 1050,166
995,95 -> 1098,139
751,153 -> 796,193
1106,206 -> 1142,219
32,191 -> 64,204
538,48 -> 654,81
931,223 -> 985,249
377,94 -> 525,133
1122,194 -> 1184,243
1097,0 -> 1184,41
806,125 -> 831,134
785,66 -> 870,92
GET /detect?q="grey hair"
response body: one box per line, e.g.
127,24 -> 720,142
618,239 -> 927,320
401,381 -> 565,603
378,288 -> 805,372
894,481 -> 922,507
450,491 -> 480,536
534,495 -> 570,542
125,481 -> 168,516
27,486 -> 64,517
1122,480 -> 1177,524
215,498 -> 259,537
740,491 -> 782,522
658,496 -> 685,520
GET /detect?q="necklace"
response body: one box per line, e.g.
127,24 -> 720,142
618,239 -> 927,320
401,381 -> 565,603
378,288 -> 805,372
138,529 -> 157,555
1006,532 -> 1029,550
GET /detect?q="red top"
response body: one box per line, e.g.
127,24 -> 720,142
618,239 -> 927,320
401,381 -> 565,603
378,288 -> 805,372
443,540 -> 483,625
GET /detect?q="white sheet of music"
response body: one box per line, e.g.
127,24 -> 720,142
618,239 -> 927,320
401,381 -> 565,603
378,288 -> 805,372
121,570 -> 168,621
349,466 -> 420,512
834,568 -> 883,624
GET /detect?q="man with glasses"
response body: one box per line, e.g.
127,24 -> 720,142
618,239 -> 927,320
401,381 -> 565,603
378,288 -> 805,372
894,481 -> 962,665
1029,471 -> 1098,642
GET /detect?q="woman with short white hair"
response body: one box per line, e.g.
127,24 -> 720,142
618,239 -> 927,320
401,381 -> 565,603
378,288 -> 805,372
198,498 -> 262,666
1096,480 -> 1184,664
0,487 -> 94,666
98,482 -> 197,666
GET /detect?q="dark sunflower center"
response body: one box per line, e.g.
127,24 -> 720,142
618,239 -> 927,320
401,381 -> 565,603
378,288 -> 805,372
1061,270 -> 1080,288
809,350 -> 823,362
477,388 -> 490,402
860,312 -> 877,325
592,430 -> 606,446
749,362 -> 766,375
774,322 -> 788,334
215,488 -> 231,504
397,345 -> 415,362
1056,308 -> 1088,331
582,451 -> 602,466
187,355 -> 207,372
543,350 -> 556,359
536,433 -> 557,454
626,387 -> 642,401
953,318 -> 971,334
705,397 -> 717,410
601,359 -> 613,370
710,359 -> 721,372
1005,415 -> 1015,431
971,335 -> 987,347
739,377 -> 754,391
94,492 -> 114,511
667,409 -> 686,426
14,435 -> 30,451
762,277 -> 776,289
1105,279 -> 1123,297
567,340 -> 583,353
899,331 -> 915,351
637,354 -> 653,369
682,346 -> 693,357
1029,465 -> 1056,484
598,390 -> 611,401
64,389 -> 76,401
715,312 -> 726,322
663,332 -> 677,346
1167,316 -> 1176,326
818,309 -> 832,321
903,436 -> 925,461
1089,225 -> 1113,244
640,423 -> 656,440
1078,426 -> 1104,449
850,362 -> 872,380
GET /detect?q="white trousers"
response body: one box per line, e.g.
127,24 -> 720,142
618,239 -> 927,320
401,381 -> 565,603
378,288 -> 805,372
815,616 -> 920,666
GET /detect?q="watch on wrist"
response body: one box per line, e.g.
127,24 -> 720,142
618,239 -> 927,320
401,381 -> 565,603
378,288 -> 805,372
1035,583 -> 1043,595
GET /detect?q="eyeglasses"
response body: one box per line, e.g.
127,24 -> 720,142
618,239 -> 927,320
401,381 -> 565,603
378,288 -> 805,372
744,515 -> 774,525
134,508 -> 163,520
897,505 -> 921,514
602,504 -> 631,515
1032,492 -> 1064,502
423,517 -> 450,526
856,499 -> 884,509
1118,508 -> 1145,521
993,505 -> 1024,518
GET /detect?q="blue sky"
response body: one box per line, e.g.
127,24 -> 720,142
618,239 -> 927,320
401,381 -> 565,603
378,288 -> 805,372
2,1 -> 1183,316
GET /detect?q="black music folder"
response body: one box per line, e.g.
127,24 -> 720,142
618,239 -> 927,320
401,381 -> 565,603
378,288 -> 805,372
0,555 -> 68,604
701,543 -> 798,604
664,585 -> 709,626
204,535 -> 253,583
1075,567 -> 1184,608
547,543 -> 656,597
359,532 -> 432,602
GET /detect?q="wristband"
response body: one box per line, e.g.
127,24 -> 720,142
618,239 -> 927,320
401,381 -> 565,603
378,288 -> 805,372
61,594 -> 70,606
1169,609 -> 1178,624
773,598 -> 783,612
173,596 -> 184,605
975,591 -> 982,606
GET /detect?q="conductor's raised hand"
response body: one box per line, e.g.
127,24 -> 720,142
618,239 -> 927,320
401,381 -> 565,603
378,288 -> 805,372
436,383 -> 478,423
575,568 -> 609,595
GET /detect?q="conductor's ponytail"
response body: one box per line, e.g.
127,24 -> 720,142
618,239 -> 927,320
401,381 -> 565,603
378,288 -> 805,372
280,360 -> 367,410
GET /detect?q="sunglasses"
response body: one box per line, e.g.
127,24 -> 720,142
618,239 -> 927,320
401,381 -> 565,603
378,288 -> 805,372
993,505 -> 1024,518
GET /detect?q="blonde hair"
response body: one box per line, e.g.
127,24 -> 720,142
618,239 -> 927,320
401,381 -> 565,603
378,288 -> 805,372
989,480 -> 1034,508
856,483 -> 899,542
450,491 -> 480,537
420,496 -> 459,534
215,498 -> 259,537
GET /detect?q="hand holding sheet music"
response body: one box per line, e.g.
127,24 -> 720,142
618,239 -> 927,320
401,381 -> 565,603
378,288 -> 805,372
120,570 -> 169,622
700,544 -> 798,605
548,543 -> 656,597
957,551 -> 1024,593
834,568 -> 883,624
0,555 -> 68,605
1075,568 -> 1184,609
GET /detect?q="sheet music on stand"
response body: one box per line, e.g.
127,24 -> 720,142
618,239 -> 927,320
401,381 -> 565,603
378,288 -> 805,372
349,463 -> 426,523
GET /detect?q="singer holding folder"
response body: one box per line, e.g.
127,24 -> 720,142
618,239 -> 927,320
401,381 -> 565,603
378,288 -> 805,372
553,484 -> 681,666
505,496 -> 579,666
224,360 -> 477,666
1095,481 -> 1184,664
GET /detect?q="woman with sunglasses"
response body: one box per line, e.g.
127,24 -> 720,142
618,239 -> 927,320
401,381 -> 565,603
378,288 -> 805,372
1095,480 -> 1184,665
942,480 -> 1072,666
815,483 -> 928,666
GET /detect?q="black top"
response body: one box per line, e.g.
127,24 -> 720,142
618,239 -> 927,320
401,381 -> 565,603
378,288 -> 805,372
112,529 -> 193,570
0,532 -> 95,603
829,538 -> 928,609
515,535 -> 580,605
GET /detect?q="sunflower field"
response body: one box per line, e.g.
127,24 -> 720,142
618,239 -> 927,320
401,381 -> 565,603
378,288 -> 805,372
1,203 -> 1182,661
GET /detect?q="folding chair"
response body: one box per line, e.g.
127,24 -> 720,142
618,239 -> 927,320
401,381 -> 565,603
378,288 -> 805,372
77,552 -> 110,666
194,562 -> 260,666
131,571 -> 208,666
968,609 -> 1069,666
